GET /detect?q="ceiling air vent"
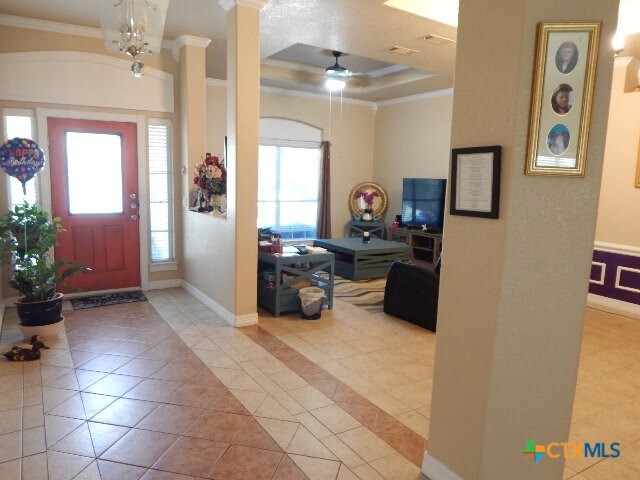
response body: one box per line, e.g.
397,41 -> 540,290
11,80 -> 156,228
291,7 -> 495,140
419,34 -> 455,45
388,46 -> 420,55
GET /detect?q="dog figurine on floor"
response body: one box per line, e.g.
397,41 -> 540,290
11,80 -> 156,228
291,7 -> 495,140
2,335 -> 49,361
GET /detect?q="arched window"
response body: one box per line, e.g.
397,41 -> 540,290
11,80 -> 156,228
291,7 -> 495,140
258,118 -> 323,240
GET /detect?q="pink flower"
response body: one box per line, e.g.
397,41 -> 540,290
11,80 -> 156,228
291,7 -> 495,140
356,189 -> 379,208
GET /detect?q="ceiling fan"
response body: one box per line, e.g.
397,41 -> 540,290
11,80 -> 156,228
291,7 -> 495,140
324,51 -> 352,91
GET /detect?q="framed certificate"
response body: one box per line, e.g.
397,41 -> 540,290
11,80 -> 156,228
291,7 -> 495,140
450,146 -> 501,218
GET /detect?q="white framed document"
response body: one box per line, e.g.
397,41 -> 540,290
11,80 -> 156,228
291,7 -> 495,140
450,146 -> 501,218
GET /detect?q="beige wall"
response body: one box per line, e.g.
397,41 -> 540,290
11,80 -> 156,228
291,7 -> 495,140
373,93 -> 453,222
206,86 -> 376,238
261,92 -> 376,236
427,1 -> 618,479
596,61 -> 640,247
0,25 -> 183,297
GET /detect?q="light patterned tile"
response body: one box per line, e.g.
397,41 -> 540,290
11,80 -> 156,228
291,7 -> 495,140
309,404 -> 361,434
254,396 -> 298,422
286,425 -> 338,460
320,435 -> 366,469
295,412 -> 334,439
289,385 -> 334,411
369,452 -> 426,479
288,454 -> 341,480
394,410 -> 430,439
337,427 -> 395,463
352,463 -> 386,480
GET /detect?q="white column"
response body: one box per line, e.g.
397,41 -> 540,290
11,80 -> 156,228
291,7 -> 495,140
425,1 -> 619,479
219,0 -> 268,324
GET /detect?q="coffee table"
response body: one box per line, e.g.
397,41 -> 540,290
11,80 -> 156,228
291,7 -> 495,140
313,237 -> 410,280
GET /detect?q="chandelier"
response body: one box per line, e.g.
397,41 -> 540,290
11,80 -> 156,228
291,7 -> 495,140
99,0 -> 170,77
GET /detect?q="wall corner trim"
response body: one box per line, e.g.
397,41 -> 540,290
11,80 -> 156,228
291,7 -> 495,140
181,281 -> 256,327
422,452 -> 463,480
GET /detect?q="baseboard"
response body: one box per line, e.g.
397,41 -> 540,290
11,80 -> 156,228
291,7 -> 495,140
146,279 -> 183,290
422,452 -> 464,480
587,293 -> 640,320
235,313 -> 259,327
181,280 -> 257,327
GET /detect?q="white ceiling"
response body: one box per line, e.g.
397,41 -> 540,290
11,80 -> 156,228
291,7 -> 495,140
2,1 -> 637,102
0,0 -> 460,102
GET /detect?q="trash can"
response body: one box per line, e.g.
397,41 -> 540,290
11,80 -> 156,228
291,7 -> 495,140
298,287 -> 325,320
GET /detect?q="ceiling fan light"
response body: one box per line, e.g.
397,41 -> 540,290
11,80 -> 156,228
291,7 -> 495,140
325,77 -> 346,91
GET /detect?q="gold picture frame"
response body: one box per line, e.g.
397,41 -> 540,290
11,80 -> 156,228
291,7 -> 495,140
525,22 -> 601,176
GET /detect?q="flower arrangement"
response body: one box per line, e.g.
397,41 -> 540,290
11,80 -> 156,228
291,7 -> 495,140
355,189 -> 379,212
193,153 -> 226,210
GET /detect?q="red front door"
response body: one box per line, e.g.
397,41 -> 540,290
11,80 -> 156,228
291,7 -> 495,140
48,118 -> 140,291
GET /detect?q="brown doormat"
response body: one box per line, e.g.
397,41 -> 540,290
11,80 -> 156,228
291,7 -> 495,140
70,291 -> 148,310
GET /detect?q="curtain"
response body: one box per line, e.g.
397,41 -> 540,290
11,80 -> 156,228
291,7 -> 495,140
316,141 -> 331,238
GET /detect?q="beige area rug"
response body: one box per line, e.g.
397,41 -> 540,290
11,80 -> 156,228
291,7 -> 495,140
333,276 -> 387,313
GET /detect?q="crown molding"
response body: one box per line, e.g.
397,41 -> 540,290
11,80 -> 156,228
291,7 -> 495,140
0,13 -> 176,51
172,35 -> 212,61
206,77 -> 377,108
174,35 -> 212,49
376,88 -> 454,106
261,85 -> 377,108
206,77 -> 456,108
219,0 -> 269,12
0,13 -> 102,38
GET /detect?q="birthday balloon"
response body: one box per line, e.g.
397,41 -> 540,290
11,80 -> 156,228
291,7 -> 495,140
0,138 -> 45,194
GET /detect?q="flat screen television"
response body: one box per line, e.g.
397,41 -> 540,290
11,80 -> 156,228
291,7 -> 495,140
401,178 -> 447,231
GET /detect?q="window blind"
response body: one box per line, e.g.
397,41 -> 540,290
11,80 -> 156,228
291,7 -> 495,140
147,120 -> 174,262
257,145 -> 321,240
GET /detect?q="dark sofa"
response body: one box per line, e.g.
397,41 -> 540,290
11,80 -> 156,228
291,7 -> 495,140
383,259 -> 439,332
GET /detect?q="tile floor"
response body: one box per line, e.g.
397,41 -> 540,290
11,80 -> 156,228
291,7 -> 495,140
0,289 -> 638,479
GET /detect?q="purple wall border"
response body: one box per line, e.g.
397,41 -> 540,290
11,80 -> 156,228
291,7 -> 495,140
589,248 -> 640,305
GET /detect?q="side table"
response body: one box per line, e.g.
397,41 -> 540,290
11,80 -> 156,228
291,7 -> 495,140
347,220 -> 386,239
258,247 -> 335,316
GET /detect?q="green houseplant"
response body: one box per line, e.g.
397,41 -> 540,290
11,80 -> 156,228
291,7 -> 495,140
0,202 -> 88,327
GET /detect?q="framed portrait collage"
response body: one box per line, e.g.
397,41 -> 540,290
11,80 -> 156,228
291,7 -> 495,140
525,22 -> 601,176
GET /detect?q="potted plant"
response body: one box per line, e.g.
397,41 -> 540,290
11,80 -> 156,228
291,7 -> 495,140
0,202 -> 88,331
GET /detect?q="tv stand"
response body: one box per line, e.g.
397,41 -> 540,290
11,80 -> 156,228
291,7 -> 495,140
389,227 -> 442,265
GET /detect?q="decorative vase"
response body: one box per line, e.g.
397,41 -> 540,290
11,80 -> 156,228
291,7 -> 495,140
362,209 -> 373,221
211,194 -> 225,213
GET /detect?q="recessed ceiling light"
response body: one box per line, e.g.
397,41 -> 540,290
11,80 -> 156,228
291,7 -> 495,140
388,46 -> 420,55
419,34 -> 455,45
383,0 -> 459,27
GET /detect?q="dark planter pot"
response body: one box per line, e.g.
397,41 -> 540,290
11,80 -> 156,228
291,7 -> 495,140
16,292 -> 64,327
